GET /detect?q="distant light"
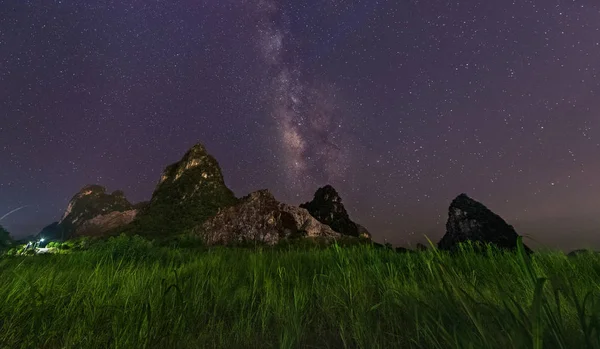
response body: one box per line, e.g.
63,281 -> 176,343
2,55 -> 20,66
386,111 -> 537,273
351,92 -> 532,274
40,238 -> 45,242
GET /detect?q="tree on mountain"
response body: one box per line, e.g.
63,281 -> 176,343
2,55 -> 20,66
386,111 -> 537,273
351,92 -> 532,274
0,224 -> 14,248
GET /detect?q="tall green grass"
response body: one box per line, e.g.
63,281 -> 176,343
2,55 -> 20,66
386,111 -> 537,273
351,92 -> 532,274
1,236 -> 600,348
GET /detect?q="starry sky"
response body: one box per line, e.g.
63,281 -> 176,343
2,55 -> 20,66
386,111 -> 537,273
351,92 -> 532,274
1,0 -> 600,251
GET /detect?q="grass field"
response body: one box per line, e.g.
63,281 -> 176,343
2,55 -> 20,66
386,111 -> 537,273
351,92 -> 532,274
1,235 -> 600,349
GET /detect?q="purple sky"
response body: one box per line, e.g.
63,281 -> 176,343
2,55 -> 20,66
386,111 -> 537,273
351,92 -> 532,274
1,0 -> 600,251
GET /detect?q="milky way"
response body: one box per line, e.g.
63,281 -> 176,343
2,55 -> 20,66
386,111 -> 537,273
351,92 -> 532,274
253,0 -> 355,191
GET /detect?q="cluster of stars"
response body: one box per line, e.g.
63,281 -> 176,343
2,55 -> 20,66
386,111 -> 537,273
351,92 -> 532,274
0,0 -> 599,250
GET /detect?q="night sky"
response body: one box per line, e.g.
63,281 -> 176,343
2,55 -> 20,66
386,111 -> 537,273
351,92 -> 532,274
2,0 -> 600,251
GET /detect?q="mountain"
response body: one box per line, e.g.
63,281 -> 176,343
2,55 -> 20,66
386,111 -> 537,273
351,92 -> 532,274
196,190 -> 341,245
438,194 -> 532,253
300,185 -> 370,238
127,143 -> 238,236
38,185 -> 137,240
75,210 -> 138,237
37,222 -> 64,241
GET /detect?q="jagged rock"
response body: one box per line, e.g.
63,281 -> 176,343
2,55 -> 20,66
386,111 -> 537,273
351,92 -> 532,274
75,210 -> 138,237
196,190 -> 340,245
46,185 -> 136,240
300,185 -> 368,238
438,194 -> 532,253
130,143 -> 238,236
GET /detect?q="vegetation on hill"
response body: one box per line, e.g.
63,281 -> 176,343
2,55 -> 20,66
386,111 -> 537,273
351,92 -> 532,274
0,225 -> 13,250
2,237 -> 600,348
124,144 -> 238,237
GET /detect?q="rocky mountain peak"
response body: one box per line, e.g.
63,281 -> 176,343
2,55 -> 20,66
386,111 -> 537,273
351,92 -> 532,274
158,142 -> 224,186
300,184 -> 368,238
438,194 -> 532,253
77,184 -> 106,195
59,185 -> 133,225
131,142 -> 238,236
245,189 -> 275,201
41,185 -> 137,240
315,185 -> 341,202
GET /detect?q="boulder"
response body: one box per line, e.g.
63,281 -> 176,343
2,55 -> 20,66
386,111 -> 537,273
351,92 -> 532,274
438,194 -> 532,253
196,190 -> 340,245
300,185 -> 368,238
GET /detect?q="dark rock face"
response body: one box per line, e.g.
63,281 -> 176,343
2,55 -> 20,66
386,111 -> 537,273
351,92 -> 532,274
438,194 -> 532,253
196,190 -> 340,245
75,210 -> 138,237
37,222 -> 65,241
300,185 -> 369,238
47,185 -> 136,240
131,143 -> 238,236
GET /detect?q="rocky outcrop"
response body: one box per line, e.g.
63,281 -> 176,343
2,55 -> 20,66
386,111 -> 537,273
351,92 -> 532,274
196,190 -> 340,245
300,185 -> 369,238
75,210 -> 138,237
438,194 -> 532,253
44,185 -> 136,240
131,143 -> 238,236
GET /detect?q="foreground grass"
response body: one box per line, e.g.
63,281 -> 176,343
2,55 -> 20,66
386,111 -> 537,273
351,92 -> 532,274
1,237 -> 600,348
